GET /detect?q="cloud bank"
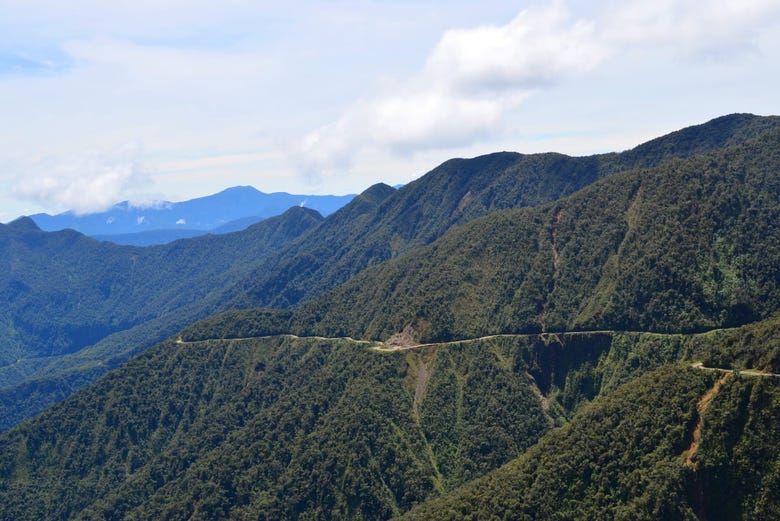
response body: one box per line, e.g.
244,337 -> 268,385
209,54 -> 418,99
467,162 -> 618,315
299,0 -> 780,175
13,144 -> 151,214
299,1 -> 603,175
3,0 -> 779,217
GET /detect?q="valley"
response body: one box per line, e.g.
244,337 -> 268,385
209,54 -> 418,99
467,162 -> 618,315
0,114 -> 779,519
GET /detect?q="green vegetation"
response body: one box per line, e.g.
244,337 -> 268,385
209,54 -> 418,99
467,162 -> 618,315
2,113 -> 779,432
402,363 -> 780,521
400,317 -> 780,520
401,365 -> 717,520
1,113 -> 780,519
2,317 -> 778,519
689,314 -> 780,373
232,113 -> 780,311
0,335 -> 552,520
0,206 -> 323,430
296,126 -> 780,341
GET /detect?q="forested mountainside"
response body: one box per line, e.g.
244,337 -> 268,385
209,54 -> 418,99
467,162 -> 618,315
283,126 -> 780,341
1,314 -> 778,519
402,318 -> 780,521
0,206 -> 323,430
1,113 -> 780,520
3,114 -> 772,433
229,113 -> 780,309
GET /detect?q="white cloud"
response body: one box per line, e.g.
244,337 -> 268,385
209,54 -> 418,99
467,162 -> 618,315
424,1 -> 604,92
61,38 -> 269,94
299,1 -> 607,175
298,0 -> 780,177
2,0 -> 780,218
12,144 -> 152,214
602,0 -> 780,59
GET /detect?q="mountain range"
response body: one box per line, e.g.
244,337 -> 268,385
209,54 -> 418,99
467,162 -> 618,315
0,113 -> 779,519
28,186 -> 356,245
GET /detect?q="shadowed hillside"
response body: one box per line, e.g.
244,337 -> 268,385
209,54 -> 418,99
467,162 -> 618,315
231,114 -> 780,310
288,126 -> 780,341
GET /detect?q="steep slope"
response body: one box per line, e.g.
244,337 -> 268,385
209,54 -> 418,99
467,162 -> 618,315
2,314 -> 778,519
291,126 -> 780,341
2,113 -> 776,434
1,113 -> 779,516
0,335 -> 550,520
231,113 -> 780,309
0,206 -> 323,430
401,319 -> 780,520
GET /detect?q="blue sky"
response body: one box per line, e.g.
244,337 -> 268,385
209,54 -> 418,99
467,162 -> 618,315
1,0 -> 779,220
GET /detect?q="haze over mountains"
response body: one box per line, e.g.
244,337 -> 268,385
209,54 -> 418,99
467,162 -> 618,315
1,114 -> 779,519
28,186 -> 356,246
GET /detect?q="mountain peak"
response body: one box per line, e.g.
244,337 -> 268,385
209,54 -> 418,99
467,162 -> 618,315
621,112 -> 780,166
280,205 -> 324,220
358,183 -> 396,203
7,216 -> 41,232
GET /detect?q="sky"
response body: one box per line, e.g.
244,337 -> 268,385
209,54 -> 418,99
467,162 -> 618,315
1,0 -> 779,221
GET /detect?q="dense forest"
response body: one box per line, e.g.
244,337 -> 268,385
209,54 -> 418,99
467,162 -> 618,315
403,321 -> 780,520
230,113 -> 780,311
6,114 -> 775,432
214,125 -> 780,343
2,316 -> 778,519
0,114 -> 779,519
0,206 -> 323,430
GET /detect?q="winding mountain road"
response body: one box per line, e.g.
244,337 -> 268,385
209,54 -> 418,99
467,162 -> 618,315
690,362 -> 780,377
176,331 -> 780,379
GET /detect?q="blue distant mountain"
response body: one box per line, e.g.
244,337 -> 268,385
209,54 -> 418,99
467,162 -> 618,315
29,186 -> 356,245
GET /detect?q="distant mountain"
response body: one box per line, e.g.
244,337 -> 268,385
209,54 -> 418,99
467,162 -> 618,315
1,114 -> 780,519
28,185 -> 355,240
91,227 -> 209,246
90,214 -> 272,246
0,207 -> 323,430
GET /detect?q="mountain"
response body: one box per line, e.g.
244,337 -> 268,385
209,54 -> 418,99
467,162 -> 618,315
2,114 -> 779,434
1,115 -> 779,519
91,227 -> 210,246
1,315 -> 778,519
0,206 -> 323,430
402,318 -> 780,520
90,214 -> 276,246
28,186 -> 355,241
258,125 -> 779,343
228,113 -> 780,310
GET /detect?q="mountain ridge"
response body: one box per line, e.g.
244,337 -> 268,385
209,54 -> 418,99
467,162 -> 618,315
26,185 -> 356,244
254,125 -> 780,344
1,114 -> 780,519
3,113 -> 778,433
229,113 -> 780,310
